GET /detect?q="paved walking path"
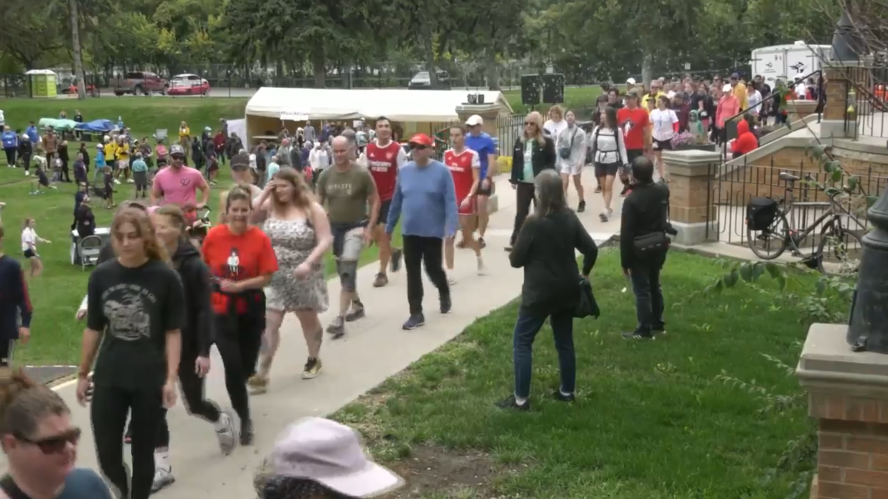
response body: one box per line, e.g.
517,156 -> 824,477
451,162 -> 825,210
11,169 -> 623,498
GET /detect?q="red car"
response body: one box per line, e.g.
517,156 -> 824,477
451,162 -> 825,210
168,74 -> 211,96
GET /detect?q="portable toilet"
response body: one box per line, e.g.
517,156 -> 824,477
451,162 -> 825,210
24,70 -> 58,98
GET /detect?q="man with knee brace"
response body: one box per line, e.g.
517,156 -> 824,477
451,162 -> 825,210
316,136 -> 379,338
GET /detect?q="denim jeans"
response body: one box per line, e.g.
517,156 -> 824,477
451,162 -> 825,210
512,308 -> 576,399
630,256 -> 666,335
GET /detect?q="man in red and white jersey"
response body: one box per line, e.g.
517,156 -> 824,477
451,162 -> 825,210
359,116 -> 407,288
443,124 -> 485,282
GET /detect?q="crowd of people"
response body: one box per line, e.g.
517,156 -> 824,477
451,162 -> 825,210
0,85 -> 685,496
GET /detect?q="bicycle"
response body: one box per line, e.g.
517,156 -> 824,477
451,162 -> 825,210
746,171 -> 864,273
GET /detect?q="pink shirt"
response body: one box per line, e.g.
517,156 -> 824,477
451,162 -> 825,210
152,166 -> 207,207
716,95 -> 740,129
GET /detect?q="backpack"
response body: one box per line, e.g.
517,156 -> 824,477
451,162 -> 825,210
590,126 -> 623,165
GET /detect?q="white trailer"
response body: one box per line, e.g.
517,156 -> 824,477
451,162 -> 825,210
751,42 -> 833,85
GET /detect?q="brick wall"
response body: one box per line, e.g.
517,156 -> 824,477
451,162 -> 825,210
812,414 -> 888,497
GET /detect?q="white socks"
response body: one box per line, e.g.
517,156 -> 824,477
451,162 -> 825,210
154,449 -> 170,470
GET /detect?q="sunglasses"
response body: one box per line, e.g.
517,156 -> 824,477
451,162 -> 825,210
171,155 -> 185,161
16,427 -> 81,454
409,144 -> 428,151
524,121 -> 536,126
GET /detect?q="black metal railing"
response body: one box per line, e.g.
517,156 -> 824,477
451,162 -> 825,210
705,155 -> 884,255
845,62 -> 888,140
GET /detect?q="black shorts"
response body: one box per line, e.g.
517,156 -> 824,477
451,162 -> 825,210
23,249 -> 36,259
654,139 -> 673,151
477,178 -> 494,196
594,162 -> 620,177
378,199 -> 392,225
625,149 -> 644,171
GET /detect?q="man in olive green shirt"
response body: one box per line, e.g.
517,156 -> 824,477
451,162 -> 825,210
316,136 -> 380,338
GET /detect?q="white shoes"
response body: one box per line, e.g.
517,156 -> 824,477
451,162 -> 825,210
476,257 -> 485,275
151,465 -> 175,493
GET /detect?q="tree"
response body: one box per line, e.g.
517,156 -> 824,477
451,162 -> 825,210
69,0 -> 87,99
0,0 -> 66,69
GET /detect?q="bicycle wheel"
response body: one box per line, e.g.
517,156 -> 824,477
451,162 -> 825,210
815,222 -> 863,274
747,212 -> 790,260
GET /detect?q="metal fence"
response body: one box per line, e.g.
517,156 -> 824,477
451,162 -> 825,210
844,60 -> 888,140
704,157 -> 883,257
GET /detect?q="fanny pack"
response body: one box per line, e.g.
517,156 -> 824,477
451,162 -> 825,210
559,127 -> 579,159
632,231 -> 670,256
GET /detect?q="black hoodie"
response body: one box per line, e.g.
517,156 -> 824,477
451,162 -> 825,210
171,239 -> 213,358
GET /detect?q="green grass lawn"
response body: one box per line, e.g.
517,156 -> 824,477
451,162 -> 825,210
0,162 -> 401,365
0,87 -> 603,139
335,250 -> 826,499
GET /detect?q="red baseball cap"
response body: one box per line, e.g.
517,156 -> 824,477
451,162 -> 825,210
408,133 -> 434,147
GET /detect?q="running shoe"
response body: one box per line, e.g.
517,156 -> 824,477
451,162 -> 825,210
240,419 -> 254,446
552,390 -> 576,402
476,257 -> 485,276
446,274 -> 456,286
215,408 -> 237,455
478,237 -> 487,249
303,357 -> 322,379
622,331 -> 654,340
326,317 -> 345,339
372,273 -> 388,288
594,185 -> 602,193
440,295 -> 452,314
390,248 -> 403,272
495,395 -> 530,411
151,466 -> 175,493
248,375 -> 268,395
345,305 -> 365,322
577,200 -> 586,213
402,314 -> 425,330
456,240 -> 467,249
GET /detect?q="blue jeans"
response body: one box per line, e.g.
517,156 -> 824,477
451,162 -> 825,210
630,257 -> 666,335
512,309 -> 576,399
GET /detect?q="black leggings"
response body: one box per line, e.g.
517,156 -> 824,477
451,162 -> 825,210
213,309 -> 264,425
510,182 -> 536,246
92,385 -> 164,499
155,350 -> 222,448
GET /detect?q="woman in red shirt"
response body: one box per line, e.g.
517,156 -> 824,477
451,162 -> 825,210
202,185 -> 278,446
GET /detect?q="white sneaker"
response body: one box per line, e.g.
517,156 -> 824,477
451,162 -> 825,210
24,171 -> 29,176
447,274 -> 457,286
126,178 -> 134,184
113,179 -> 121,185
151,466 -> 175,493
476,257 -> 485,275
214,408 -> 237,455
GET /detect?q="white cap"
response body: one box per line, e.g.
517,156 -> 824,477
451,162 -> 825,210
465,115 -> 483,126
723,84 -> 732,92
666,91 -> 676,99
626,78 -> 636,85
103,135 -> 110,142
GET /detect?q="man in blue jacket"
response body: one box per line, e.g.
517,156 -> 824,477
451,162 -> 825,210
1,126 -> 18,168
386,133 -> 458,330
25,121 -> 39,145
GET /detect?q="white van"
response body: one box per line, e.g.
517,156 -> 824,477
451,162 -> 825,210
751,42 -> 833,85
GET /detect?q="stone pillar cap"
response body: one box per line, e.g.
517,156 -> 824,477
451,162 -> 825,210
797,324 -> 888,396
661,149 -> 721,166
455,104 -> 502,116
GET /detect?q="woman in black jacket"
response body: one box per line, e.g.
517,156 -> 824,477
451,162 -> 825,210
150,204 -> 237,492
508,111 -> 556,251
17,134 -> 32,174
499,169 -> 599,411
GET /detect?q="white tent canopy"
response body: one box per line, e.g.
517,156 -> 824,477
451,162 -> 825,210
245,87 -> 513,122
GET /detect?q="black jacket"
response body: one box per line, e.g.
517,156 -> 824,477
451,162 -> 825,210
620,180 -> 670,270
510,136 -> 556,184
18,141 -> 32,157
79,147 -> 90,167
171,240 -> 213,357
510,210 -> 598,316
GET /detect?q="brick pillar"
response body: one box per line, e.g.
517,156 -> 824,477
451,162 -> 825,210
822,59 -> 874,138
797,323 -> 888,499
661,149 -> 720,245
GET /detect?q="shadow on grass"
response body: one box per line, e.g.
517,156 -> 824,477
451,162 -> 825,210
337,249 -> 829,499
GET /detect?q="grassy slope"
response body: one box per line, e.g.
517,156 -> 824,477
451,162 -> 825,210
335,250 -> 822,499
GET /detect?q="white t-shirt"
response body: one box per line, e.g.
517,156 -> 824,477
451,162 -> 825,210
747,90 -> 763,113
543,119 -> 568,140
21,227 -> 37,252
794,82 -> 807,99
650,109 -> 679,142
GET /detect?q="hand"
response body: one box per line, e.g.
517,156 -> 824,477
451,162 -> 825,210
195,203 -> 206,210
75,376 -> 90,406
363,227 -> 372,245
162,380 -> 178,408
460,197 -> 470,209
195,356 -> 211,378
219,279 -> 242,293
622,268 -> 631,278
293,262 -> 313,280
44,240 -> 52,244
481,178 -> 491,189
18,327 -> 30,345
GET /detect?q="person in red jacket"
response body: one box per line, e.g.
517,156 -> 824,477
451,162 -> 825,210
214,130 -> 227,165
731,119 -> 758,158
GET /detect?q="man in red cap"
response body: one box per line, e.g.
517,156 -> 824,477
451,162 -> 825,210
385,133 -> 457,331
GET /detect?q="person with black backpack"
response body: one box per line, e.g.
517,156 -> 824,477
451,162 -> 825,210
590,107 -> 628,223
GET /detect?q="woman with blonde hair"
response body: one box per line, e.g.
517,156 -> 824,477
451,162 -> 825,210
76,207 -> 185,499
250,167 -> 331,391
507,111 -> 556,251
543,105 -> 567,139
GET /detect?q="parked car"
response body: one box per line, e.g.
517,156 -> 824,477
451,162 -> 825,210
167,74 -> 211,96
408,70 -> 451,90
113,71 -> 168,96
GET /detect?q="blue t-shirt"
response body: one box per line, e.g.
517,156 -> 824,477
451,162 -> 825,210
1,468 -> 112,498
1,131 -> 17,149
465,132 -> 496,179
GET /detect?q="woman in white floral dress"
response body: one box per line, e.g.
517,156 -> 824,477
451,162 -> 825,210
250,167 -> 332,392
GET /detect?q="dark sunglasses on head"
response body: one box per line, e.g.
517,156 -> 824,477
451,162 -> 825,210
16,427 -> 81,454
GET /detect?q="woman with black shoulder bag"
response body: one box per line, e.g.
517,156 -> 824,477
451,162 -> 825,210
590,107 -> 628,223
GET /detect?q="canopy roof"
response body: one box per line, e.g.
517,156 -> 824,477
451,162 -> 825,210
245,87 -> 513,122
